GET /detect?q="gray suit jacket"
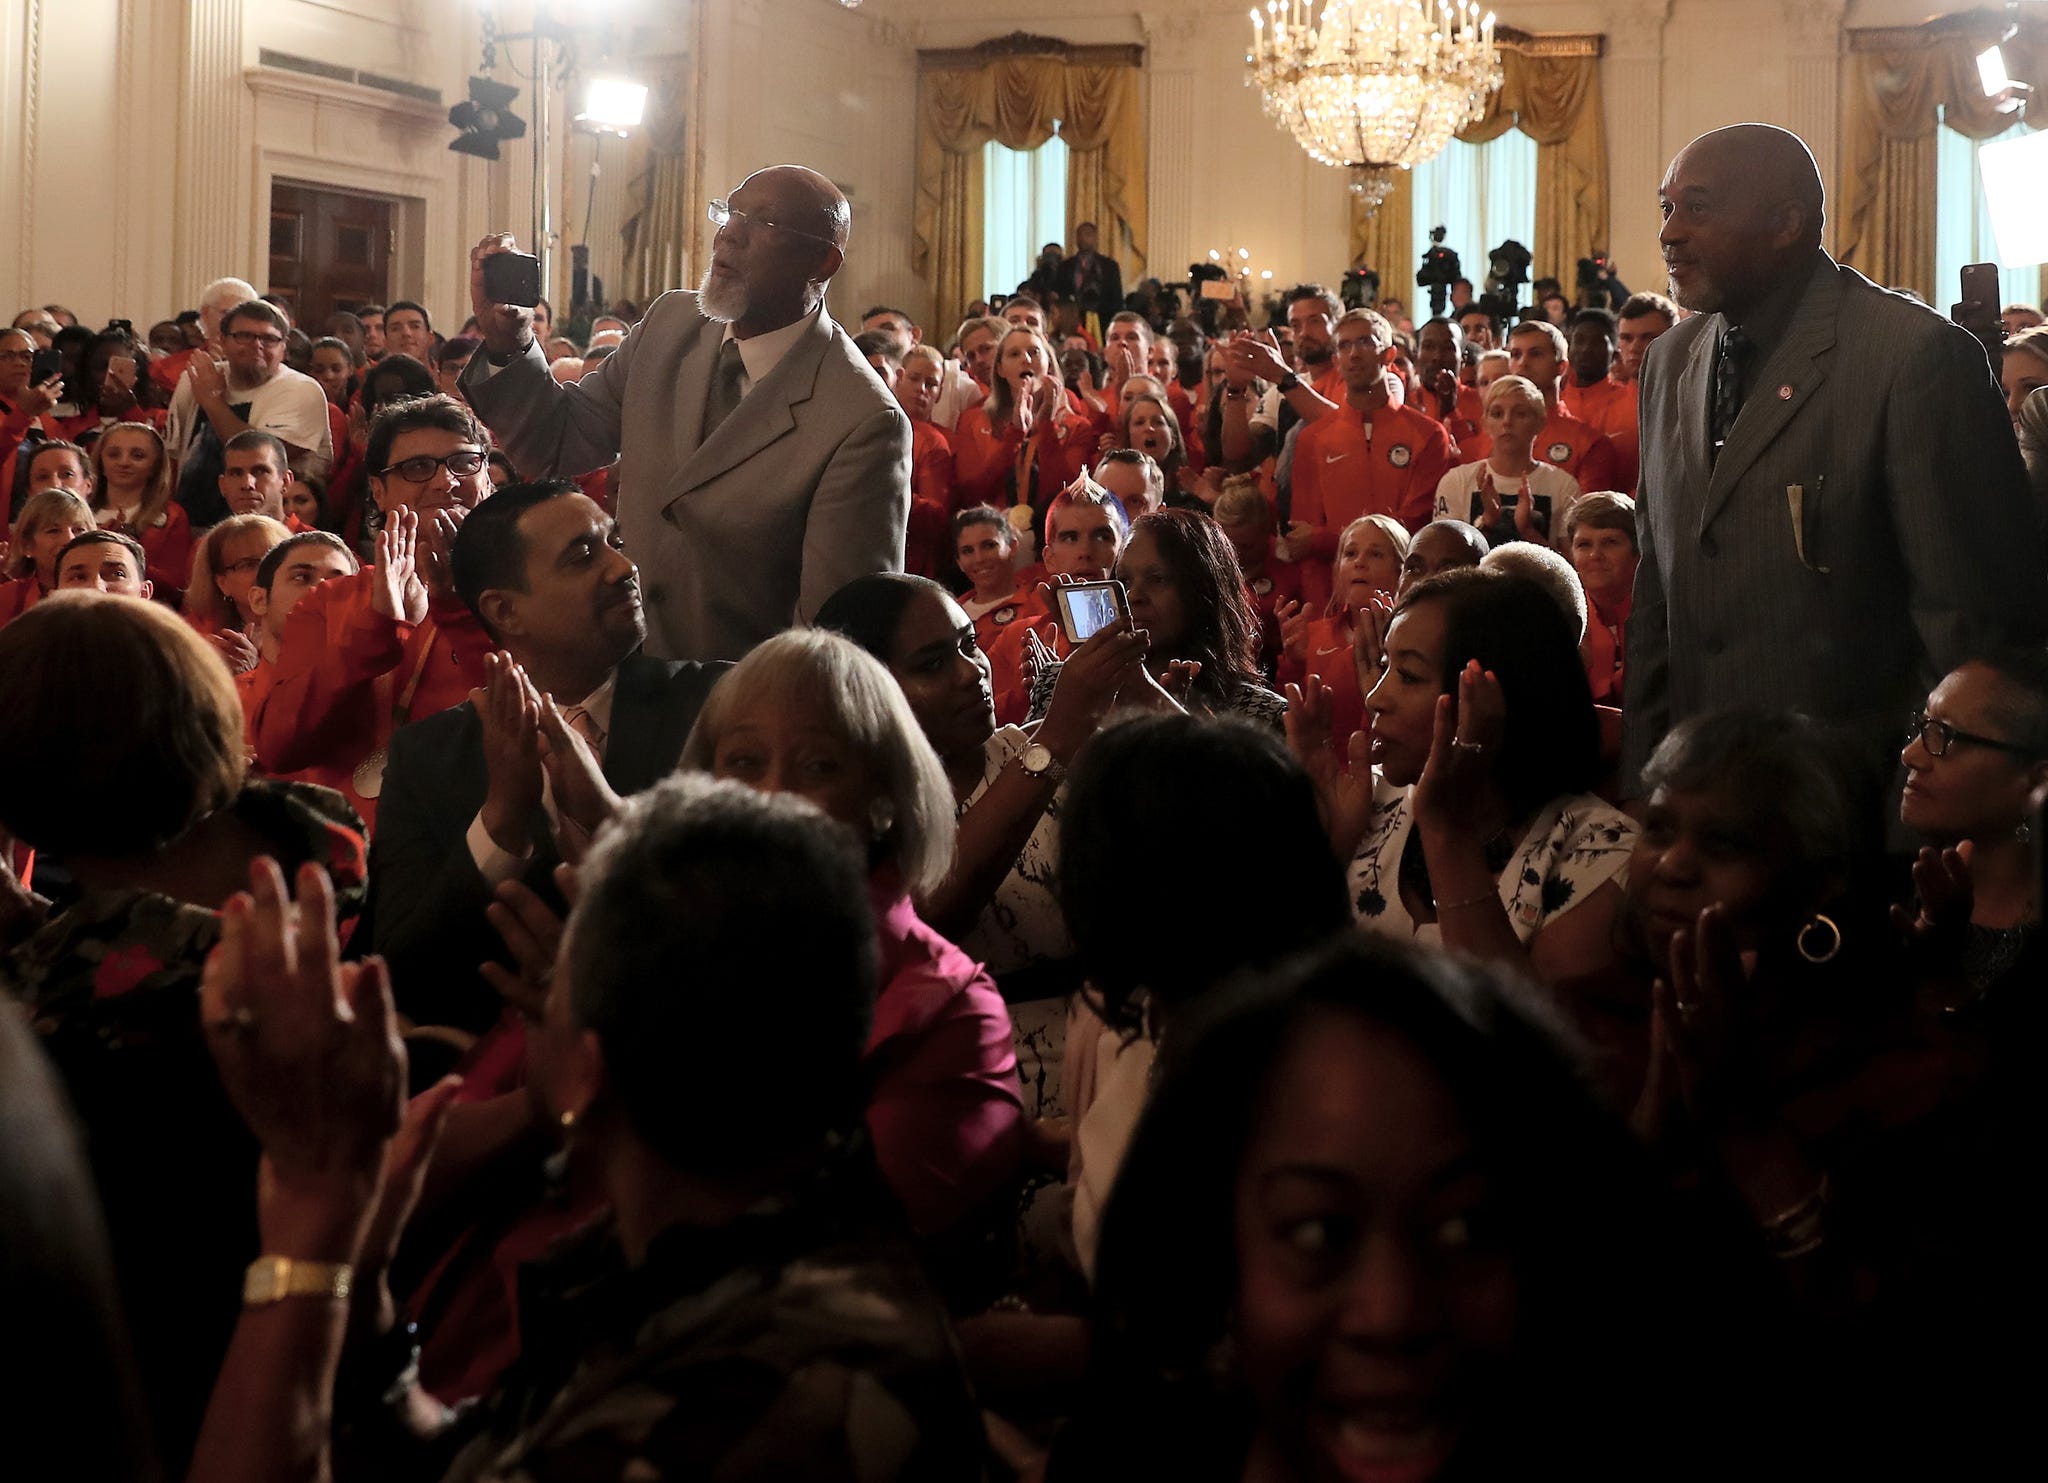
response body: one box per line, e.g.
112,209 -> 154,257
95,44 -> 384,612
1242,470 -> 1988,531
465,294 -> 910,661
1623,254 -> 2046,785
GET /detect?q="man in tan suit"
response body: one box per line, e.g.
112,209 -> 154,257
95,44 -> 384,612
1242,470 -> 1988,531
464,165 -> 910,661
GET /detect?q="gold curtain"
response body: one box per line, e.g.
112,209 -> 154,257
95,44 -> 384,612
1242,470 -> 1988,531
1347,38 -> 1606,293
1351,170 -> 1413,284
914,39 -> 1148,333
1840,20 -> 2048,300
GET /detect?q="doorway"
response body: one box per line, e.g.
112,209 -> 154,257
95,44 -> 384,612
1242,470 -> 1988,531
269,181 -> 395,333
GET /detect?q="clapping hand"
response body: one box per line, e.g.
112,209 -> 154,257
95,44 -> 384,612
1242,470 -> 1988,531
473,653 -> 544,856
1229,330 -> 1291,386
1475,465 -> 1503,529
201,859 -> 406,1256
1634,903 -> 1748,1141
1276,597 -> 1311,669
1890,843 -> 1975,947
1350,590 -> 1394,675
481,867 -> 578,1021
371,509 -> 429,624
211,628 -> 260,675
535,689 -> 624,860
1285,675 -> 1375,858
420,506 -> 467,596
186,349 -> 228,405
1411,661 -> 1507,843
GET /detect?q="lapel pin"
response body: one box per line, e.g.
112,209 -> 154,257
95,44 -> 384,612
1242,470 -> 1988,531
1777,384 -> 1794,399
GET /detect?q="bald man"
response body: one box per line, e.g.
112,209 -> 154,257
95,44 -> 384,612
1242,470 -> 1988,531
1626,123 -> 2044,791
464,165 -> 910,661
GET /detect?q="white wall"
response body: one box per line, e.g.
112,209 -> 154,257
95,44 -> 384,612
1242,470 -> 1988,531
0,0 -> 2000,331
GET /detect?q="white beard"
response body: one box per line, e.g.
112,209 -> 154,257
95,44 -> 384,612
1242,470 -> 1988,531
697,265 -> 749,323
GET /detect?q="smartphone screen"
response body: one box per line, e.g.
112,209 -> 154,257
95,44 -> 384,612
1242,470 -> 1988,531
1056,579 -> 1129,644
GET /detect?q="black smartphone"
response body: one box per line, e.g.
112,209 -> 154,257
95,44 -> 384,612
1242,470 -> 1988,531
1054,579 -> 1130,645
28,347 -> 62,384
483,250 -> 543,309
1961,261 -> 2001,316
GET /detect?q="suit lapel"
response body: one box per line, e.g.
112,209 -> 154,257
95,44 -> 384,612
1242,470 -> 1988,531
599,653 -> 691,794
671,310 -> 718,461
673,313 -> 830,498
1670,320 -> 1716,520
1700,261 -> 1841,532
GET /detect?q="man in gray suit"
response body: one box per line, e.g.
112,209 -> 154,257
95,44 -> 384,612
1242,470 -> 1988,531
463,165 -> 910,661
1626,124 -> 2045,788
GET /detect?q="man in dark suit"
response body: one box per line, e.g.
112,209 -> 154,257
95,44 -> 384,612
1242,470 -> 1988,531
1056,221 -> 1124,337
367,479 -> 728,1029
463,165 -> 910,662
1625,124 -> 2046,789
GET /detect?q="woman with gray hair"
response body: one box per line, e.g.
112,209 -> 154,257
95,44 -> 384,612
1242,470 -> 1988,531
678,629 -> 1027,1240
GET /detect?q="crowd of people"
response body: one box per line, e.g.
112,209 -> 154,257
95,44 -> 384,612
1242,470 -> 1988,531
0,127 -> 2042,1481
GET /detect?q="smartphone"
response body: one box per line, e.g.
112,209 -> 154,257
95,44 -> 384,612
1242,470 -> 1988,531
1961,262 -> 2000,315
483,249 -> 543,309
29,347 -> 62,384
1055,579 -> 1130,645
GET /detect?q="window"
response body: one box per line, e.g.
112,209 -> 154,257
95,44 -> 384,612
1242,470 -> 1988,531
983,131 -> 1068,301
1936,111 -> 2037,309
1408,131 -> 1538,310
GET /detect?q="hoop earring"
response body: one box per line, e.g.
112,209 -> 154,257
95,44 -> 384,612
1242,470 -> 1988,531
868,798 -> 896,841
543,1108 -> 578,1200
2017,816 -> 2033,847
1795,913 -> 1841,964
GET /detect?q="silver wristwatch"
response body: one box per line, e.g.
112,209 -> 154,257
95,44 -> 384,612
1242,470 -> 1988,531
1019,742 -> 1065,785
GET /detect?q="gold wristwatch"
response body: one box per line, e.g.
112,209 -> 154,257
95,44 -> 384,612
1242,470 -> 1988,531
243,1255 -> 354,1307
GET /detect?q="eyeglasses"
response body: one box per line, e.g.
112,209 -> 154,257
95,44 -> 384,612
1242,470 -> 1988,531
227,331 -> 287,349
1906,711 -> 2038,759
707,197 -> 838,247
219,556 -> 266,575
379,449 -> 487,483
0,350 -> 32,363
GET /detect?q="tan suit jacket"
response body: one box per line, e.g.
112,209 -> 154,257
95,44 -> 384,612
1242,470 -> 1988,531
466,293 -> 910,661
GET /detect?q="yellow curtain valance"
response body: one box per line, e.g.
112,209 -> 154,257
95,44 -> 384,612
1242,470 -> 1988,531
1349,31 -> 1607,306
913,33 -> 1148,335
1840,10 -> 2047,300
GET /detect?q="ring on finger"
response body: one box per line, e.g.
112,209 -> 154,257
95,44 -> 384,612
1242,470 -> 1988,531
207,1004 -> 259,1037
1452,739 -> 1487,755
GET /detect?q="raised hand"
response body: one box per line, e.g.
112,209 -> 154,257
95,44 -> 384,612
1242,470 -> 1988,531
481,868 -> 577,1020
473,653 -> 544,855
469,233 -> 538,356
186,349 -> 227,405
1475,464 -> 1503,529
371,508 -> 429,624
535,686 -> 624,858
1285,676 -> 1376,858
1411,661 -> 1507,842
211,628 -> 261,675
1013,372 -> 1038,435
1890,842 -> 1975,946
201,859 -> 406,1251
419,506 -> 467,596
1351,590 -> 1394,675
1229,329 -> 1292,386
1276,597 -> 1312,668
1037,617 -> 1147,759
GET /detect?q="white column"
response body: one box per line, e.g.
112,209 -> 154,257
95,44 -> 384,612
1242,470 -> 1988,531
11,0 -> 46,307
1144,9 -> 1203,283
1781,0 -> 1846,250
1602,0 -> 1671,285
174,0 -> 253,300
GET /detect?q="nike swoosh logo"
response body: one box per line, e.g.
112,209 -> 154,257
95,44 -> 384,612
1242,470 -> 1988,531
1325,453 -> 1348,463
1312,646 -> 1350,657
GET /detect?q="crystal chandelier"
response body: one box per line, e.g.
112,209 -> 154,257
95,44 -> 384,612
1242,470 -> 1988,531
1248,0 -> 1502,212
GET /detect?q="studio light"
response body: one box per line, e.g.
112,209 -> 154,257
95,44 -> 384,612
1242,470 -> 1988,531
1979,129 -> 2048,267
1978,44 -> 2013,98
448,76 -> 527,160
576,77 -> 649,136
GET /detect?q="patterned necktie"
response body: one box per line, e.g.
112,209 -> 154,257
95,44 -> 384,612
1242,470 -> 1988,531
561,703 -> 606,757
1709,324 -> 1751,466
702,338 -> 746,441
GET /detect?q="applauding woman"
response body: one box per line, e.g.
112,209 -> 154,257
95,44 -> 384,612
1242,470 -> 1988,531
1277,512 -> 1408,748
1291,566 -> 1631,984
1431,374 -> 1580,550
951,325 -> 1090,519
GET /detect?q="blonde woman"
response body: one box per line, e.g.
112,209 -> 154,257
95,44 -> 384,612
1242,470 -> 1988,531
90,419 -> 192,595
183,513 -> 291,673
950,325 -> 1089,516
0,487 -> 94,627
1432,373 -> 1582,550
1277,512 -> 1411,750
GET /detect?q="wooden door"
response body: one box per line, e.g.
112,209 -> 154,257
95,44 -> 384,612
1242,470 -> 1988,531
269,182 -> 393,331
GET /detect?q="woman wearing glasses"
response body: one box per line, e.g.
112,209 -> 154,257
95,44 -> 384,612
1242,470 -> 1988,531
1896,654 -> 2048,1014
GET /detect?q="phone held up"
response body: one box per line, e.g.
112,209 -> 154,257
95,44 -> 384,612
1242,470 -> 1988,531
483,250 -> 544,310
28,347 -> 63,386
1055,579 -> 1130,646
